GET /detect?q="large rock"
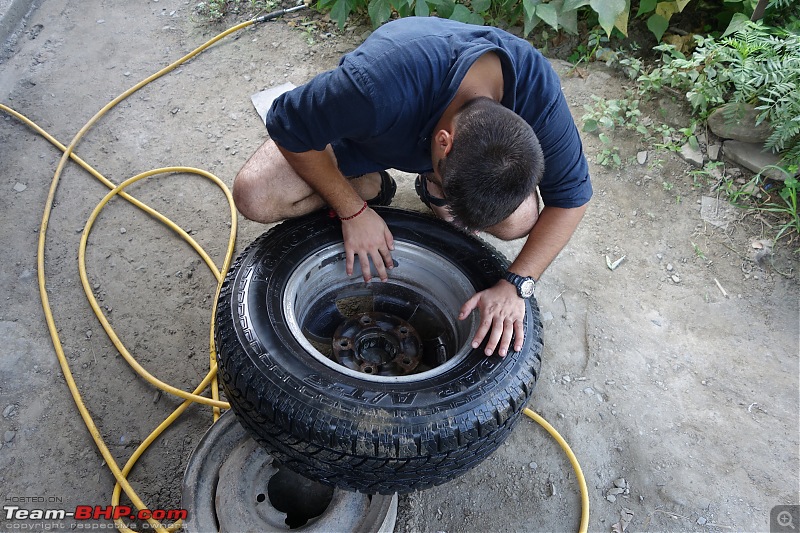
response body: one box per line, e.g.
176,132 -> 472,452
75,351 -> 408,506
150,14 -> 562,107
707,103 -> 772,144
722,140 -> 788,181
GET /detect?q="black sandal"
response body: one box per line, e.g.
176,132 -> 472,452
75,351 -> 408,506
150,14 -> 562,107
415,173 -> 448,208
366,170 -> 397,207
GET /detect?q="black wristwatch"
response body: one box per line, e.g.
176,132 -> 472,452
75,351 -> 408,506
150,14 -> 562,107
504,271 -> 536,299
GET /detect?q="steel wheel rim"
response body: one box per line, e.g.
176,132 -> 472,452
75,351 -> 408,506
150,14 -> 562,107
283,240 -> 479,383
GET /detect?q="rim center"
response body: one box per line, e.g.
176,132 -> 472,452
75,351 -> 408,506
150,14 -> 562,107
332,312 -> 422,376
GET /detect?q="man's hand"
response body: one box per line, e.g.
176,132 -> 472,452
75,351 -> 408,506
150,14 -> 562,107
341,208 -> 395,282
458,280 -> 525,357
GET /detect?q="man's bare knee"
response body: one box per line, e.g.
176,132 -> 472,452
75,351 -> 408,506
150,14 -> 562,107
232,139 -> 322,223
233,167 -> 274,223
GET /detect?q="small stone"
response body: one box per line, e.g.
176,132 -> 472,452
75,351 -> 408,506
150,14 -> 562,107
613,478 -> 627,488
583,387 -> 595,395
562,375 -> 571,383
13,182 -> 27,192
697,517 -> 707,525
679,143 -> 704,167
707,143 -> 721,161
86,330 -> 92,339
637,151 -> 648,165
3,405 -> 16,418
120,227 -> 127,234
608,487 -> 625,495
124,71 -> 131,77
97,19 -> 105,23
529,461 -> 538,470
606,494 -> 617,503
666,263 -> 674,272
671,274 -> 681,283
4,430 -> 15,443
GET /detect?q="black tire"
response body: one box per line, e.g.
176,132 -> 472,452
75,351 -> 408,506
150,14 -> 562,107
215,207 -> 543,495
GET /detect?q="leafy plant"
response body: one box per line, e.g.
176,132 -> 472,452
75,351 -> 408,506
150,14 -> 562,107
313,0 -> 697,40
729,164 -> 800,247
596,133 -> 622,168
567,28 -> 606,65
688,161 -> 724,188
636,19 -> 800,167
582,94 -> 648,136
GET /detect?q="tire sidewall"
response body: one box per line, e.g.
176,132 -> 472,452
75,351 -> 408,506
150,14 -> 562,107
218,208 -> 541,422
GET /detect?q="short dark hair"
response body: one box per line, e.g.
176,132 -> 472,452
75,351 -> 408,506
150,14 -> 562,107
440,97 -> 544,231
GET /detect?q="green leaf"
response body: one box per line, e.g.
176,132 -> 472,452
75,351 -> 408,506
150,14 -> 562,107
523,12 -> 541,35
590,0 -> 626,36
614,0 -> 630,36
435,0 -> 455,17
646,13 -> 669,41
368,0 -> 393,27
722,12 -> 751,37
330,0 -> 355,28
688,134 -> 700,150
637,0 -> 657,16
449,3 -> 474,22
523,0 -> 541,18
583,119 -> 598,132
563,0 -> 589,10
599,116 -> 615,128
415,0 -> 430,16
467,11 -> 485,24
599,132 -> 611,144
559,5 -> 579,34
536,3 -> 559,30
471,0 -> 491,12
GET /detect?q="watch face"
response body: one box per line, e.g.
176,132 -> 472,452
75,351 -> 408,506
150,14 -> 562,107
520,279 -> 535,298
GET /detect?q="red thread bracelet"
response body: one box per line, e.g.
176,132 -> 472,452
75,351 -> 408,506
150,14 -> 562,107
338,200 -> 368,221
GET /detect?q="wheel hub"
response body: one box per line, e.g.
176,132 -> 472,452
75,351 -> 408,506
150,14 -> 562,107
181,411 -> 398,532
332,312 -> 422,376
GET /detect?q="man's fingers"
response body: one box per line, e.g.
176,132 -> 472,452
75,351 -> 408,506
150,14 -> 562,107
497,318 -> 515,357
459,293 -> 480,321
358,253 -> 372,283
378,247 -> 394,273
370,250 -> 389,282
345,249 -> 355,276
471,315 -> 492,350
384,227 -> 395,252
483,318 -> 505,357
513,319 -> 525,352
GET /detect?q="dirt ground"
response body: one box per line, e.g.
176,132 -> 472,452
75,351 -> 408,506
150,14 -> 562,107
0,1 -> 798,532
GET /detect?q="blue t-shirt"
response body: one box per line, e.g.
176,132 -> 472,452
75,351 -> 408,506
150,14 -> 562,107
266,17 -> 591,208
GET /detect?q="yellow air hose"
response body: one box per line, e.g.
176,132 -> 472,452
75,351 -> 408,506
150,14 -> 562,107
1,8 -> 589,532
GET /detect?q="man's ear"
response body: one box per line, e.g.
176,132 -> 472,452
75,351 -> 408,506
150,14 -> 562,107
433,129 -> 454,157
